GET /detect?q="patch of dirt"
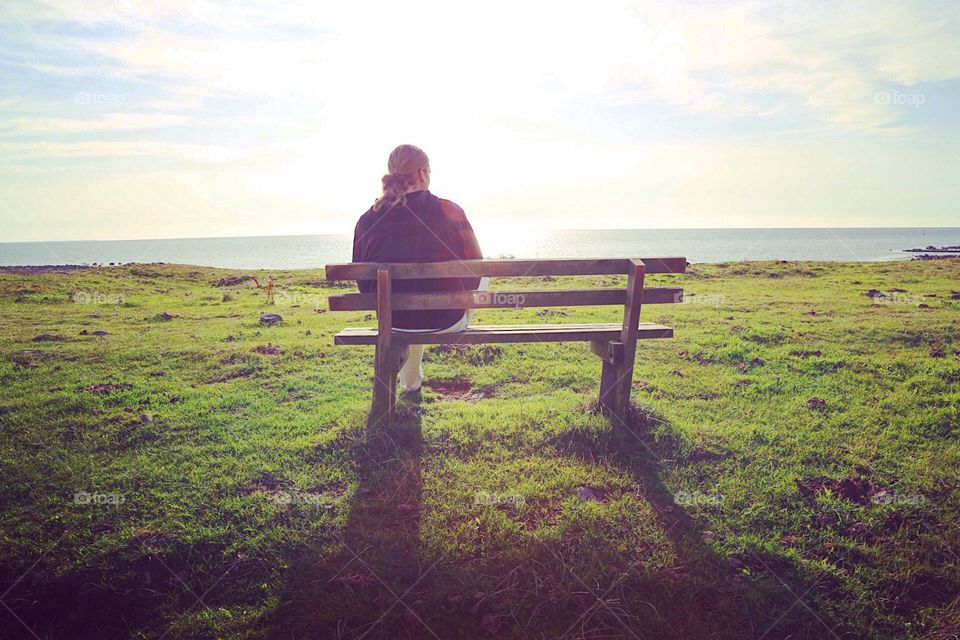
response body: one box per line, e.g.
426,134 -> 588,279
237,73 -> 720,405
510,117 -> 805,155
129,530 -> 173,551
796,476 -> 880,505
684,447 -> 730,464
812,513 -> 840,528
83,383 -> 133,395
12,350 -> 43,368
212,369 -> 255,383
427,344 -> 503,365
536,308 -> 571,317
244,470 -> 293,494
572,485 -> 608,502
214,274 -> 254,287
252,344 -> 282,356
803,542 -> 837,561
735,357 -> 765,371
790,350 -> 822,358
779,534 -> 801,547
147,312 -> 178,322
32,333 -> 68,342
735,379 -> 753,388
843,522 -> 874,542
423,378 -> 494,402
678,350 -> 715,365
807,397 -> 827,410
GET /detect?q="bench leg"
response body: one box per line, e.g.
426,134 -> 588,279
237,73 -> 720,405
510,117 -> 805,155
593,340 -> 627,421
599,359 -> 621,416
372,344 -> 400,426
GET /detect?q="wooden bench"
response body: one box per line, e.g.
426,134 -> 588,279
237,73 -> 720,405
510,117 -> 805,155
325,257 -> 686,426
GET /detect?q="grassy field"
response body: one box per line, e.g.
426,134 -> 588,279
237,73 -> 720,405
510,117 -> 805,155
0,259 -> 958,639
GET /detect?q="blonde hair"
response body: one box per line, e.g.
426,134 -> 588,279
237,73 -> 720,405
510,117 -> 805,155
372,144 -> 429,212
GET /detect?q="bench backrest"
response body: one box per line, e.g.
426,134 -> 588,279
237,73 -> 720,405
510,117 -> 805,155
324,257 -> 686,313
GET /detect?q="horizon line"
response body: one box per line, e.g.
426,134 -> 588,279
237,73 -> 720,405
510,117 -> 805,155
2,225 -> 959,246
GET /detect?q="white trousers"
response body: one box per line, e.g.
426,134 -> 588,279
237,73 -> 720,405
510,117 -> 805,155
394,277 -> 489,392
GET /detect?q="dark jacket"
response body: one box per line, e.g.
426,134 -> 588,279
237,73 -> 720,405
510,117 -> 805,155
352,189 -> 483,330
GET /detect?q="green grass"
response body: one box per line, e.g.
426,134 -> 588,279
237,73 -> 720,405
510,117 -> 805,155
0,259 -> 958,639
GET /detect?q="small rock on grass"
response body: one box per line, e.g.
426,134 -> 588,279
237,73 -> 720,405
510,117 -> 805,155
259,313 -> 283,325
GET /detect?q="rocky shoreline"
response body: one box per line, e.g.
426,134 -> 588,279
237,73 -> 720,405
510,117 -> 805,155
903,245 -> 960,253
910,253 -> 960,261
0,262 -> 168,275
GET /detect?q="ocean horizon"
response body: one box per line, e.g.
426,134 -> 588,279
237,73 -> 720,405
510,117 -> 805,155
2,227 -> 959,270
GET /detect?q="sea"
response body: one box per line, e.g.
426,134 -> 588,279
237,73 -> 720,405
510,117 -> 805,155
1,228 -> 959,270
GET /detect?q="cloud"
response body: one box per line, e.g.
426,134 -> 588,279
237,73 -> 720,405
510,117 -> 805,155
0,139 -> 247,162
5,0 -> 960,133
0,112 -> 189,135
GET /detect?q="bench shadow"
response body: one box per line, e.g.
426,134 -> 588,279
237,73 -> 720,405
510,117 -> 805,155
270,402 -> 435,639
545,405 -> 843,640
270,401 -> 829,639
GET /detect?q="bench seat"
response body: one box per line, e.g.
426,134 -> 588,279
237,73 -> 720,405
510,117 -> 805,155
334,322 -> 674,345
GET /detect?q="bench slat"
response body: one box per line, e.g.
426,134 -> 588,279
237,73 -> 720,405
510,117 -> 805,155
333,322 -> 673,345
325,257 -> 686,280
328,287 -> 683,311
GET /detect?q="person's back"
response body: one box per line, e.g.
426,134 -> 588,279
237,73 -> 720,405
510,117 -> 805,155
351,144 -> 484,394
352,145 -> 483,331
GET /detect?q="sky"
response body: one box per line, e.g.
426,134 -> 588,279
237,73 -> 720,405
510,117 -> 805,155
1,0 -> 959,242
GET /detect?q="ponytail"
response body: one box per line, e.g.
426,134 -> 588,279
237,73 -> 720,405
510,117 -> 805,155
372,144 -> 429,212
372,171 -> 419,212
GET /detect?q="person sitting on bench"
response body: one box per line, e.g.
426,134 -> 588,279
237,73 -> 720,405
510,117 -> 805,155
352,144 -> 487,394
